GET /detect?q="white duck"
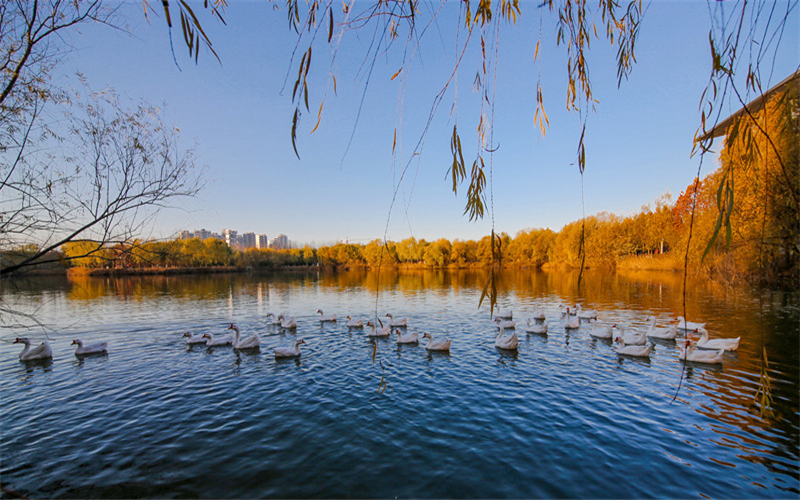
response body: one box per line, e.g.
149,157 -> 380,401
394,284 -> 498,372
588,320 -> 615,339
365,320 -> 391,337
422,333 -> 450,351
678,338 -> 724,364
183,331 -> 207,344
228,324 -> 261,349
531,307 -> 546,321
202,332 -> 233,346
646,317 -> 678,340
576,304 -> 598,320
564,309 -> 580,329
396,329 -> 419,344
524,319 -> 548,335
385,313 -> 408,327
274,338 -> 305,358
495,327 -> 519,350
346,315 -> 364,328
676,316 -> 706,331
496,308 -> 513,320
694,328 -> 740,351
266,312 -> 283,325
72,339 -> 108,355
561,305 -> 577,316
14,337 -> 53,361
279,314 -> 297,329
317,309 -> 337,322
495,318 -> 516,329
617,325 -> 646,345
614,336 -> 651,357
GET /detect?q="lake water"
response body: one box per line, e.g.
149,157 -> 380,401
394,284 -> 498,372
1,269 -> 798,498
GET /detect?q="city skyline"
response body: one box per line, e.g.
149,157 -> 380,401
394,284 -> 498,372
179,228 -> 292,250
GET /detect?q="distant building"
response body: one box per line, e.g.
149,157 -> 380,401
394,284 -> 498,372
241,232 -> 256,249
179,228 -> 267,248
271,234 -> 289,250
222,229 -> 238,248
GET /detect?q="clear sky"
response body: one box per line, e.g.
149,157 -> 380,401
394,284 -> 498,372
61,0 -> 799,246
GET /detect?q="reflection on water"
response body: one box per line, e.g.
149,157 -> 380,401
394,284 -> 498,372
1,268 -> 798,498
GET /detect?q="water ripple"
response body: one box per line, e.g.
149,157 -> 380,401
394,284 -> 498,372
1,271 -> 797,498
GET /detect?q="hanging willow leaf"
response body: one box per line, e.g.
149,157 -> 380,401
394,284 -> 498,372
464,156 -> 486,221
479,267 -> 497,316
160,0 -> 173,27
724,178 -> 734,248
479,230 -> 500,316
328,6 -> 334,42
311,101 -> 324,133
291,108 -> 301,159
702,177 -> 734,262
447,125 -> 466,194
754,346 -> 774,418
577,124 -> 586,174
176,0 -> 220,63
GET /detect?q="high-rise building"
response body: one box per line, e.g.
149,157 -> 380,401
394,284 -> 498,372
271,234 -> 289,250
256,234 -> 269,249
222,229 -> 238,247
241,232 -> 256,249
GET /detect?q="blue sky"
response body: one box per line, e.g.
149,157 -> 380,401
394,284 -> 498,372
63,1 -> 798,246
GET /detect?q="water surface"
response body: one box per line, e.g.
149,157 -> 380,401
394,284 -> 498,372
1,269 -> 798,498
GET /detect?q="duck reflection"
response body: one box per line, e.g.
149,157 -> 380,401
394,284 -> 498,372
73,351 -> 109,368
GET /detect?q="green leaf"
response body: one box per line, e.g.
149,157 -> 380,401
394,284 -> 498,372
478,268 -> 497,316
702,203 -> 724,262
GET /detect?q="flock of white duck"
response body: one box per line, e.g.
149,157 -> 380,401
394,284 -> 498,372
10,305 -> 740,364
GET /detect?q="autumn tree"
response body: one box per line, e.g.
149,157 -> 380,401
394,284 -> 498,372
508,228 -> 556,268
423,239 -> 452,268
706,86 -> 799,279
450,239 -> 478,267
